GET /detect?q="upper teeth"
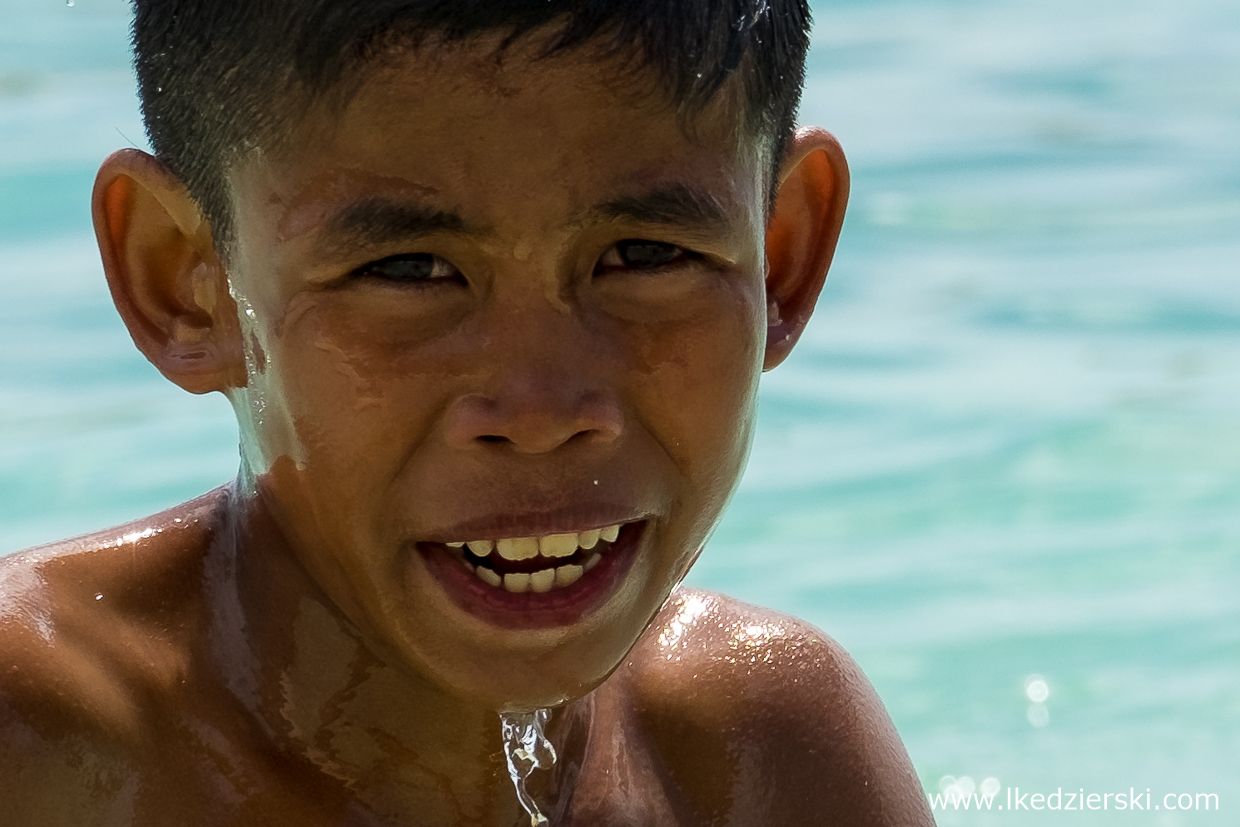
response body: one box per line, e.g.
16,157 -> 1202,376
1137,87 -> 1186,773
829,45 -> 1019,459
452,524 -> 623,562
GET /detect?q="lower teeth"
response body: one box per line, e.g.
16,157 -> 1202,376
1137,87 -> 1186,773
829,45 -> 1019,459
468,551 -> 604,593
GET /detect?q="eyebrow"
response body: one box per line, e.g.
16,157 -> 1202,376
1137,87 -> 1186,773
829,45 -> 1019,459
312,182 -> 732,257
583,184 -> 732,231
316,197 -> 471,255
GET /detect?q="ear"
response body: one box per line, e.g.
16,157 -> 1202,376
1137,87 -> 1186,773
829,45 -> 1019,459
763,127 -> 850,370
92,149 -> 245,394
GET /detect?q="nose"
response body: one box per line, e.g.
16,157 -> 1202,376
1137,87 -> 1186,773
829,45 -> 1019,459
442,311 -> 624,455
444,386 -> 624,454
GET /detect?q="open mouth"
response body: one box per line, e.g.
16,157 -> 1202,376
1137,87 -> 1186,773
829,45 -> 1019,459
416,520 -> 645,628
446,523 -> 623,593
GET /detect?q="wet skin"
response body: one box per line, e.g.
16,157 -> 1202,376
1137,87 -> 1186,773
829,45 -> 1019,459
0,34 -> 934,826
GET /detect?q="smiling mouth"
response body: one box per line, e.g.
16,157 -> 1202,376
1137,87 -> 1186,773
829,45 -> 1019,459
415,519 -> 645,628
441,523 -> 626,594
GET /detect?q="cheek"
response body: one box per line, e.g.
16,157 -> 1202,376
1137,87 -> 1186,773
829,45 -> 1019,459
628,278 -> 765,500
240,296 -> 438,498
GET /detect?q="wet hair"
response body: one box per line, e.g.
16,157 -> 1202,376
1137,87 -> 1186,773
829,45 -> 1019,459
131,0 -> 813,250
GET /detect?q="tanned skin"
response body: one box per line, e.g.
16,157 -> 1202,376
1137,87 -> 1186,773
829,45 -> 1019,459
0,32 -> 934,827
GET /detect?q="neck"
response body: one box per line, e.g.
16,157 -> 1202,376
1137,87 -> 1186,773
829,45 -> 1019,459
200,480 -> 587,824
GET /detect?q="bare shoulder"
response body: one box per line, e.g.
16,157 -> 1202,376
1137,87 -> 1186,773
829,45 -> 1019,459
0,490 -> 225,811
0,489 -> 225,724
620,586 -> 933,826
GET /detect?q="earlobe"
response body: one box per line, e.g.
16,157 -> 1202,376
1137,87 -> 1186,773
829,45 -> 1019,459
92,149 -> 244,394
762,127 -> 850,371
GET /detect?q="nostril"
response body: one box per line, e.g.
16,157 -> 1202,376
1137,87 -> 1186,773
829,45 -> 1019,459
564,428 -> 598,447
445,391 -> 623,453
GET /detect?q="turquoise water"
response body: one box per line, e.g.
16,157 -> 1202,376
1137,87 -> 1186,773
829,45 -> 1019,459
2,0 -> 1237,821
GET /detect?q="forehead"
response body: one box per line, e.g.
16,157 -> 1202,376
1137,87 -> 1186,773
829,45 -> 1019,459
231,36 -> 767,243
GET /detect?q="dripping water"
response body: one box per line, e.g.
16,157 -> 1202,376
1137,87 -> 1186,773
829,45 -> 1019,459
499,708 -> 557,826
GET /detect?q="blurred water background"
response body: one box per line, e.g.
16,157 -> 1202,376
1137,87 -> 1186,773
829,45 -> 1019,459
2,0 -> 1237,821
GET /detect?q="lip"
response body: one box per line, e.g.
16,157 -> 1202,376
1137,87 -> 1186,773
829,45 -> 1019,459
417,520 -> 646,630
421,505 -> 647,544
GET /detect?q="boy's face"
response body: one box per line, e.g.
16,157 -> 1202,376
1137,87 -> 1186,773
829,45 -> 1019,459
223,38 -> 771,708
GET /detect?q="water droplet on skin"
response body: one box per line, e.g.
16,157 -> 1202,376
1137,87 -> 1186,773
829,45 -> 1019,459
499,709 -> 556,826
94,593 -> 102,601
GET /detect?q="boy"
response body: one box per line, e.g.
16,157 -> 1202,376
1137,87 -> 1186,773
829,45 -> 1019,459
0,1 -> 934,824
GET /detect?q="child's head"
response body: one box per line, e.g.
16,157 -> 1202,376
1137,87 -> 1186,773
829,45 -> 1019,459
93,0 -> 848,709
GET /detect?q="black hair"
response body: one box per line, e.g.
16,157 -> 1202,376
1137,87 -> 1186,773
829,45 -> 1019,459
131,0 -> 812,250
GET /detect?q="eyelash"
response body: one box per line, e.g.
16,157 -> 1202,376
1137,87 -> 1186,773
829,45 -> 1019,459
593,240 -> 702,275
350,253 -> 463,285
349,240 -> 700,285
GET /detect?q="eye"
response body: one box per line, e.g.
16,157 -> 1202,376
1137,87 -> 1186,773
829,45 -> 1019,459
351,253 -> 463,284
594,239 -> 700,274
